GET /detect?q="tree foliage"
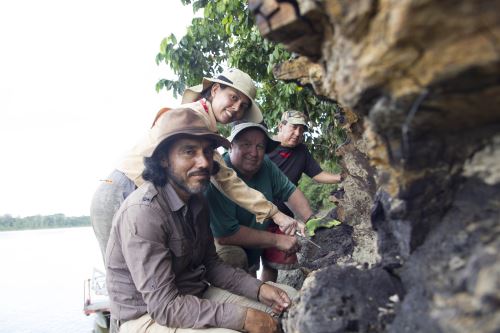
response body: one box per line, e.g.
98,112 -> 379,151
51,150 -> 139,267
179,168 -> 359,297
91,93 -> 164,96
0,214 -> 90,231
298,160 -> 340,212
156,0 -> 345,163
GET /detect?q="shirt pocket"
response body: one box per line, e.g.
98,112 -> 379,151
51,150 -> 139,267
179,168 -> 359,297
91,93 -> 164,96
168,238 -> 192,270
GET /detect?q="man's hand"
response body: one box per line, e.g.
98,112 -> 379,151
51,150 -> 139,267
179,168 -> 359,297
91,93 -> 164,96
243,308 -> 279,333
272,211 -> 306,236
275,234 -> 301,255
258,283 -> 291,314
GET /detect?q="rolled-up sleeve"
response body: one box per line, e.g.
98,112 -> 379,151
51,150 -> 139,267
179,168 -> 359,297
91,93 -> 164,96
118,204 -> 248,330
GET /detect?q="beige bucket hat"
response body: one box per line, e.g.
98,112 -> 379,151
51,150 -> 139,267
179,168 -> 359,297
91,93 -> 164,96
140,107 -> 230,158
227,122 -> 279,153
181,68 -> 263,123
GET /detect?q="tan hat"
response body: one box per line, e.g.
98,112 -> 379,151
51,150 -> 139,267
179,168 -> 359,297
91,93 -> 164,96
227,122 -> 279,153
140,108 -> 230,158
281,110 -> 309,130
181,68 -> 263,123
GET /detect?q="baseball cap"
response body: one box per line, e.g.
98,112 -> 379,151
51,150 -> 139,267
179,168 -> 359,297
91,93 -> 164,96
227,122 -> 279,153
281,110 -> 309,130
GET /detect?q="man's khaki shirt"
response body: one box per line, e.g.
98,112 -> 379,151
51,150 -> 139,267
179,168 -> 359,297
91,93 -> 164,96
105,182 -> 262,330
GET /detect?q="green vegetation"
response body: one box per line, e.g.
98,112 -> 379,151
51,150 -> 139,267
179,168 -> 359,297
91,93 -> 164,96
306,217 -> 342,237
0,214 -> 90,231
156,0 -> 345,163
298,176 -> 336,212
298,160 -> 340,212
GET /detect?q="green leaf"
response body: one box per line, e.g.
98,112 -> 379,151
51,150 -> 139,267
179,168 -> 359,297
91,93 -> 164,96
306,218 -> 342,237
216,1 -> 225,13
159,38 -> 168,55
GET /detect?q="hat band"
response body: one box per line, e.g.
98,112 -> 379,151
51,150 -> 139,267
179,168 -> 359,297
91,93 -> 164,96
217,75 -> 233,84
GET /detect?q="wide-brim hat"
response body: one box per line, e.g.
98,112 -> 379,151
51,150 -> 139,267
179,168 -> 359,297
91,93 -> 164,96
140,107 -> 230,158
181,68 -> 263,123
227,122 -> 279,153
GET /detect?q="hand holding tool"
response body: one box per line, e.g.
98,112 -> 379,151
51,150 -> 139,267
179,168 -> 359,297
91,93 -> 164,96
295,231 -> 321,249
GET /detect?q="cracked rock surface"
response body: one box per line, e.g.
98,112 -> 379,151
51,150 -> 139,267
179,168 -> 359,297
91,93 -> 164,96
252,0 -> 500,331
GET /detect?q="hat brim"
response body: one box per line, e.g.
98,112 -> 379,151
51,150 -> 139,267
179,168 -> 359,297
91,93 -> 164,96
149,128 -> 230,157
285,119 -> 309,131
228,123 -> 279,153
182,78 -> 263,123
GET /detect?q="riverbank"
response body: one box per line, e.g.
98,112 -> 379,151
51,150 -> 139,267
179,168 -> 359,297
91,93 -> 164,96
0,214 -> 90,231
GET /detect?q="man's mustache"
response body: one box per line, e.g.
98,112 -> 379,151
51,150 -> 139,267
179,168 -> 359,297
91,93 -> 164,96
188,169 -> 211,178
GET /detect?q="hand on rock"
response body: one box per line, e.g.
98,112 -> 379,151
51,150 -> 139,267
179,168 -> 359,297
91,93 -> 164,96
243,308 -> 279,333
258,283 -> 291,315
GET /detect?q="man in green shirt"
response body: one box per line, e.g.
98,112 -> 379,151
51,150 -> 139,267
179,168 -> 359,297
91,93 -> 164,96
207,122 -> 313,282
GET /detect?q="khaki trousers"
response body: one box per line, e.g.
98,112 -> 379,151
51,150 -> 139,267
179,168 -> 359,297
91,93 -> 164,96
119,282 -> 297,333
214,242 -> 258,275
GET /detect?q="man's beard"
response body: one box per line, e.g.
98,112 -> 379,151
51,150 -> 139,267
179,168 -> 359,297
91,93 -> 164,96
166,168 -> 210,195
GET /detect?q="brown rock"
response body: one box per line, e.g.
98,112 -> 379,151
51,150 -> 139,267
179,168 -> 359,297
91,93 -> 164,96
254,0 -> 500,331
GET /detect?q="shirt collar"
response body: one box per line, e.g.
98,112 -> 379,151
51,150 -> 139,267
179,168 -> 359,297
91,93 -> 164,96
204,100 -> 218,133
162,182 -> 185,212
161,182 -> 204,219
178,100 -> 218,133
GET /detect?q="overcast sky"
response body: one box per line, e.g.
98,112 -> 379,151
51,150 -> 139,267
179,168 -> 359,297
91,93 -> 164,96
0,0 -> 194,217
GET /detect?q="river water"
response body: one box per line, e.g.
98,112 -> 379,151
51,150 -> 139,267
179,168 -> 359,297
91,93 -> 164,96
0,227 -> 104,333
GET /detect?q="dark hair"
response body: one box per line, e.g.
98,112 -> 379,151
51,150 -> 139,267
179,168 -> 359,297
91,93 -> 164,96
142,157 -> 166,186
142,135 -> 220,186
200,83 -> 228,101
141,139 -> 172,187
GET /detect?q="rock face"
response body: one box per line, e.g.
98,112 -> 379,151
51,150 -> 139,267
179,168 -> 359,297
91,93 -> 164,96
251,0 -> 500,332
284,266 -> 404,333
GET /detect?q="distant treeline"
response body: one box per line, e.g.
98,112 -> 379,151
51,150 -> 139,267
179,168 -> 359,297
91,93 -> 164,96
0,214 -> 91,231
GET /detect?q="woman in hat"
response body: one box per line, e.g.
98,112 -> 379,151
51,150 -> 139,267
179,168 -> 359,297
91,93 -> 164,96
90,68 -> 303,262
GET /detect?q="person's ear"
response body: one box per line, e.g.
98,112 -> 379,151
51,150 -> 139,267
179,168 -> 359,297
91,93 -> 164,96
160,158 -> 169,168
210,83 -> 220,98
